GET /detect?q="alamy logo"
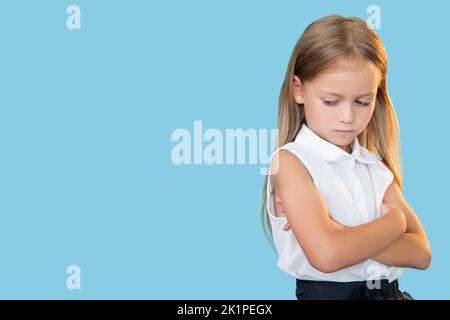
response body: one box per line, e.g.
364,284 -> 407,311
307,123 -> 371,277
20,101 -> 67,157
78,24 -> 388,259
366,4 -> 381,30
170,121 -> 277,175
66,5 -> 81,30
66,265 -> 81,290
366,265 -> 392,289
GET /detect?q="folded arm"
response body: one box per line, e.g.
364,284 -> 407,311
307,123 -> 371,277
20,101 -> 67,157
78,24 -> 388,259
272,150 -> 406,273
370,182 -> 432,269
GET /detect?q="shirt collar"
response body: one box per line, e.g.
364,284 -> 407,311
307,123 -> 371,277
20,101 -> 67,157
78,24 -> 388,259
294,123 -> 377,165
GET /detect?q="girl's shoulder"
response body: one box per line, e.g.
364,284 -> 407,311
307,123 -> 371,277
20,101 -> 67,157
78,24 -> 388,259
271,142 -> 321,161
269,143 -> 325,181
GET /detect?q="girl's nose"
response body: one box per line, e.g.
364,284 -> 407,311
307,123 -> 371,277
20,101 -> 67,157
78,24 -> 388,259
339,104 -> 354,124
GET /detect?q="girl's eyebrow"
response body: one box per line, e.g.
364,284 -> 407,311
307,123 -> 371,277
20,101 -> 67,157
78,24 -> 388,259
318,91 -> 376,98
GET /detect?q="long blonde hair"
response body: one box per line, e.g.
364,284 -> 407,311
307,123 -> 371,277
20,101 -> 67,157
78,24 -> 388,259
261,15 -> 403,249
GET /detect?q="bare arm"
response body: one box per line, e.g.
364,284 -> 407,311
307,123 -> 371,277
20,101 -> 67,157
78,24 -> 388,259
272,150 -> 406,273
370,182 -> 432,269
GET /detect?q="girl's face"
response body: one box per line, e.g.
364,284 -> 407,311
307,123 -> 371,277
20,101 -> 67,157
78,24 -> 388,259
293,58 -> 380,153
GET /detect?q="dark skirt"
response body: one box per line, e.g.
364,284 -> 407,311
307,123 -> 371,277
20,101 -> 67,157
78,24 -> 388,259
296,278 -> 412,300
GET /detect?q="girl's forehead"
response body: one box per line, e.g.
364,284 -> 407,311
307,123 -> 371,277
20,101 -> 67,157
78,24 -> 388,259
321,58 -> 378,77
307,60 -> 380,93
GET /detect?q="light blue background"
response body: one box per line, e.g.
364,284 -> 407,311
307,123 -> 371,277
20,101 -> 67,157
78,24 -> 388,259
0,0 -> 447,299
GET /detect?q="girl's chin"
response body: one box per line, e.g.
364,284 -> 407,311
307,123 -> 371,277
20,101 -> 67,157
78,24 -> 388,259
330,135 -> 355,143
329,136 -> 355,149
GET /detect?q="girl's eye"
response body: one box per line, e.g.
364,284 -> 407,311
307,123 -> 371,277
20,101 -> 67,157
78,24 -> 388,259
322,99 -> 338,106
355,100 -> 371,106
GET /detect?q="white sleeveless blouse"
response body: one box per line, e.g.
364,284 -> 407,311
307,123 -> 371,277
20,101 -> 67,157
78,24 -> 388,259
267,123 -> 403,282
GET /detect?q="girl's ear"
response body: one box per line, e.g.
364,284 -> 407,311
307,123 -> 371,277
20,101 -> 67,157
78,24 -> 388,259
292,75 -> 305,104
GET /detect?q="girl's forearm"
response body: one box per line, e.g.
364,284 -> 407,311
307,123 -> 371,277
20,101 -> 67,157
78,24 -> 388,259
371,232 -> 432,269
322,209 -> 406,273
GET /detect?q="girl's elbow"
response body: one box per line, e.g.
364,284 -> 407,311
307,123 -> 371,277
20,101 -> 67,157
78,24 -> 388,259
417,248 -> 432,270
315,261 -> 340,274
309,247 -> 341,273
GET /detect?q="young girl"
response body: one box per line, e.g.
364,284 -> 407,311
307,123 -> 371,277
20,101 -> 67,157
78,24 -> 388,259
261,15 -> 432,300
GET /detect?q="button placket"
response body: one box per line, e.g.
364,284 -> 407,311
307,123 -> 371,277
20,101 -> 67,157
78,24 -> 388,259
343,157 -> 368,222
352,162 -> 369,222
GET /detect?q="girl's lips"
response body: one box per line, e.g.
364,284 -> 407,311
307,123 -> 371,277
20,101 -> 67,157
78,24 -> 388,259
334,130 -> 355,135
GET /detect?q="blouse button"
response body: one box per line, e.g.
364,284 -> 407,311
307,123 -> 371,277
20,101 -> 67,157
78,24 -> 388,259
349,157 -> 355,169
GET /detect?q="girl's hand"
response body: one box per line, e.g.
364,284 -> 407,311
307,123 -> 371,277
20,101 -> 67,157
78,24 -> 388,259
274,196 -> 290,230
380,202 -> 401,216
276,196 -> 346,231
379,202 -> 407,233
